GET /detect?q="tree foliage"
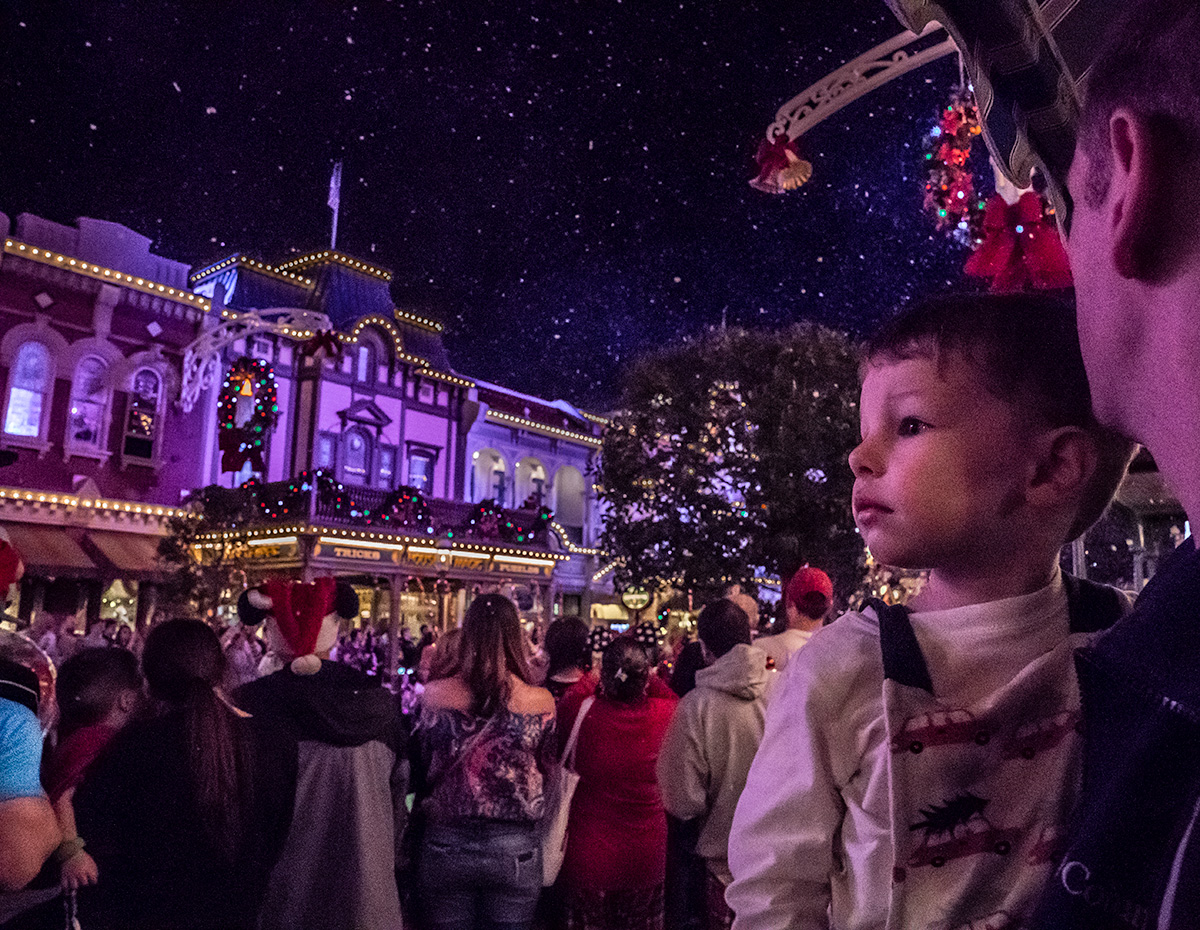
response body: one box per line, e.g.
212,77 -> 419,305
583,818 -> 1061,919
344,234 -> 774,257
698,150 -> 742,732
157,485 -> 251,619
597,324 -> 865,601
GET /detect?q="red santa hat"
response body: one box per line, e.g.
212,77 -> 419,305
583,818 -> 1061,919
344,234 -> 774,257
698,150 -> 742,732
260,578 -> 337,675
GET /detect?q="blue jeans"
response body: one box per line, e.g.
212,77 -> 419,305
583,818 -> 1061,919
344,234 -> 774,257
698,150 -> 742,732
417,820 -> 542,930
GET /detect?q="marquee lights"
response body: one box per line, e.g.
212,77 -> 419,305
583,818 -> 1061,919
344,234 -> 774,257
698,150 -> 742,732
484,411 -> 603,448
343,316 -> 428,367
393,308 -> 444,333
549,521 -> 603,556
189,254 -> 314,287
4,239 -> 211,312
275,250 -> 393,281
418,369 -> 475,389
593,560 -> 621,582
0,485 -> 190,519
195,524 -> 570,561
580,410 -> 612,426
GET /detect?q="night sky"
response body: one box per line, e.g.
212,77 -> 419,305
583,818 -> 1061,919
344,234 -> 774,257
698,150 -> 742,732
1,1 -> 977,408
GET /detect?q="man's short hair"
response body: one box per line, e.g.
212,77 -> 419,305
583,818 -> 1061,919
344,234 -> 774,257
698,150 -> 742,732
1078,0 -> 1200,207
697,599 -> 751,660
865,292 -> 1136,541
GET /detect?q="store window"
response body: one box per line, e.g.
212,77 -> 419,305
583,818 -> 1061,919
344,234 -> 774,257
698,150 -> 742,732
123,368 -> 161,461
4,341 -> 52,438
343,429 -> 371,481
315,432 -> 336,470
378,446 -> 396,487
67,356 -> 110,451
408,449 -> 435,493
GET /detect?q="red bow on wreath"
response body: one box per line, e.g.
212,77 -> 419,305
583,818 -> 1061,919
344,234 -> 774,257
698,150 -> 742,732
963,192 -> 1072,292
302,330 -> 341,360
750,136 -> 813,194
219,435 -> 266,475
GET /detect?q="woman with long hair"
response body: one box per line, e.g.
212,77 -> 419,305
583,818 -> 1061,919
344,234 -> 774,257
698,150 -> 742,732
73,619 -> 296,930
557,637 -> 678,930
411,594 -> 556,930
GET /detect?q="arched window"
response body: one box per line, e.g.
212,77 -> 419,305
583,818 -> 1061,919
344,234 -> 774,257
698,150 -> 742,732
516,458 -> 547,508
67,356 -> 110,451
342,429 -> 372,482
471,449 -> 507,503
554,466 -> 586,528
4,341 -> 52,438
123,368 -> 161,461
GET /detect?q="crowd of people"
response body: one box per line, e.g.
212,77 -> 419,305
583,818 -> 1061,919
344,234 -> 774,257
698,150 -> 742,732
4,2 -> 1200,927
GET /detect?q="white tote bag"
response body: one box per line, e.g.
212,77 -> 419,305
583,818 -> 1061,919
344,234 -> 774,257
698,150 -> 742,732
542,695 -> 594,886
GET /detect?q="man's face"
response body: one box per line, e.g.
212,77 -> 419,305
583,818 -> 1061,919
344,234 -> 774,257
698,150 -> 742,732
1066,147 -> 1139,437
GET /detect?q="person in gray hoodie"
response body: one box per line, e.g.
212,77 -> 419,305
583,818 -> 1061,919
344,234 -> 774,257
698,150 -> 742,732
234,578 -> 407,930
657,598 -> 775,929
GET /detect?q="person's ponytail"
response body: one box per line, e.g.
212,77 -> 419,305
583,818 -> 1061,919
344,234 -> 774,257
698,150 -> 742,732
143,619 -> 253,863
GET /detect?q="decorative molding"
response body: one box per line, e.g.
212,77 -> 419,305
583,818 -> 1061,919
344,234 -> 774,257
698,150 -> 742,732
766,24 -> 956,142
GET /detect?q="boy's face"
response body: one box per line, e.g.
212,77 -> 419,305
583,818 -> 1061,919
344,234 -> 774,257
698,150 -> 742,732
849,354 -> 1040,572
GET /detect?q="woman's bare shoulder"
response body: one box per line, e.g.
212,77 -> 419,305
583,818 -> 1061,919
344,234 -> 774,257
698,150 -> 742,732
508,678 -> 556,716
422,676 -> 473,712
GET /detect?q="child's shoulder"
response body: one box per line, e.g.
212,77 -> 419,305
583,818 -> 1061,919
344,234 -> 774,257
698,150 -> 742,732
780,608 -> 886,700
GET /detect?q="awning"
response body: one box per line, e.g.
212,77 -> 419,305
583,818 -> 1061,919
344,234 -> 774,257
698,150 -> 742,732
85,530 -> 168,581
3,524 -> 96,578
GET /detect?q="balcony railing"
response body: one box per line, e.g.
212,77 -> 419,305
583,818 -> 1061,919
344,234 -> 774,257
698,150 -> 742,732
213,474 -> 557,550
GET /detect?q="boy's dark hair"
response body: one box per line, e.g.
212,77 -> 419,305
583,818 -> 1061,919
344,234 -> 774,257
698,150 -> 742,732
56,647 -> 141,742
1078,0 -> 1200,209
865,292 -> 1135,541
697,600 -> 752,660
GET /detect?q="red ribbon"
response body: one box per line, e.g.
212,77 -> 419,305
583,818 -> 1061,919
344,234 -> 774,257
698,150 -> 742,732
302,330 -> 341,359
964,192 -> 1072,292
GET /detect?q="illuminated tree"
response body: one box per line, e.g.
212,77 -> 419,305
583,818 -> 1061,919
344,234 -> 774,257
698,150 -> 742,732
597,323 -> 865,602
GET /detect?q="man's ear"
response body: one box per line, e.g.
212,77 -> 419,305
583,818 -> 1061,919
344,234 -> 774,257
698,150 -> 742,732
1029,427 -> 1097,505
1107,109 -> 1174,281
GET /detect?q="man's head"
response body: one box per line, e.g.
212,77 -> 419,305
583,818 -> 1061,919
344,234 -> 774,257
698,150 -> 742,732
784,567 -> 832,629
1068,0 -> 1200,443
697,599 -> 751,662
851,293 -> 1135,573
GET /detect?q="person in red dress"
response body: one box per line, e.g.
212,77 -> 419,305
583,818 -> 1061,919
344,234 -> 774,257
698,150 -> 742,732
557,637 -> 678,930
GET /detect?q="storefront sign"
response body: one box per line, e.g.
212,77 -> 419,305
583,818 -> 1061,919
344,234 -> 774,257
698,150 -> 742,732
621,588 -> 651,611
226,541 -> 299,561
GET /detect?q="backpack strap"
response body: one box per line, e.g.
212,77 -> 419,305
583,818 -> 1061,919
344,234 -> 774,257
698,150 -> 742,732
868,598 -> 934,695
1062,573 -> 1129,634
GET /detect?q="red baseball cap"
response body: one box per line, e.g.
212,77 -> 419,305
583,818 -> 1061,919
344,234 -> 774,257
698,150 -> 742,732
785,566 -> 833,608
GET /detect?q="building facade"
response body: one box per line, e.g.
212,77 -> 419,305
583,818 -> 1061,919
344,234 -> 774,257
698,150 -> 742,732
0,210 -> 612,640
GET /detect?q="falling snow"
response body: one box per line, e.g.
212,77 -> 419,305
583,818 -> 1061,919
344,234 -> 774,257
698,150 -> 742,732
2,0 -> 970,407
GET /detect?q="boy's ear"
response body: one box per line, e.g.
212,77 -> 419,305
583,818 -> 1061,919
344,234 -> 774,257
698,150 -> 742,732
1028,427 -> 1097,506
117,688 -> 139,714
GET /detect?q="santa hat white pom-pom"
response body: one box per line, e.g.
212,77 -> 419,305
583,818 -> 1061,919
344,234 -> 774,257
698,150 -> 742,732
290,654 -> 322,675
248,590 -> 272,610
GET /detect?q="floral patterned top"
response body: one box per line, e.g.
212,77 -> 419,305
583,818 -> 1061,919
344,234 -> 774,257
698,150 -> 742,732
414,702 -> 557,824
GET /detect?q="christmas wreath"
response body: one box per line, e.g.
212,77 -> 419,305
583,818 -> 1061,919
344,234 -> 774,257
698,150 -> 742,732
218,357 -> 279,473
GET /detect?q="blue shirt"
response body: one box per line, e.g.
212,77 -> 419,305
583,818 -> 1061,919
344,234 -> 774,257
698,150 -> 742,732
0,697 -> 45,801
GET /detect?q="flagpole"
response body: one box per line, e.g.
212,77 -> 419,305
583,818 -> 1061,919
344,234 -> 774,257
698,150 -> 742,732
328,160 -> 343,251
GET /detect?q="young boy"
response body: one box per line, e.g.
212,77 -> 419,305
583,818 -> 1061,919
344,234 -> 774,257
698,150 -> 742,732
726,293 -> 1136,930
43,648 -> 142,891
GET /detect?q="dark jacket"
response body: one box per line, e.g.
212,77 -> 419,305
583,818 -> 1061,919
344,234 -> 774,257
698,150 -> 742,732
236,662 -> 408,930
74,710 -> 297,930
1032,539 -> 1200,930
